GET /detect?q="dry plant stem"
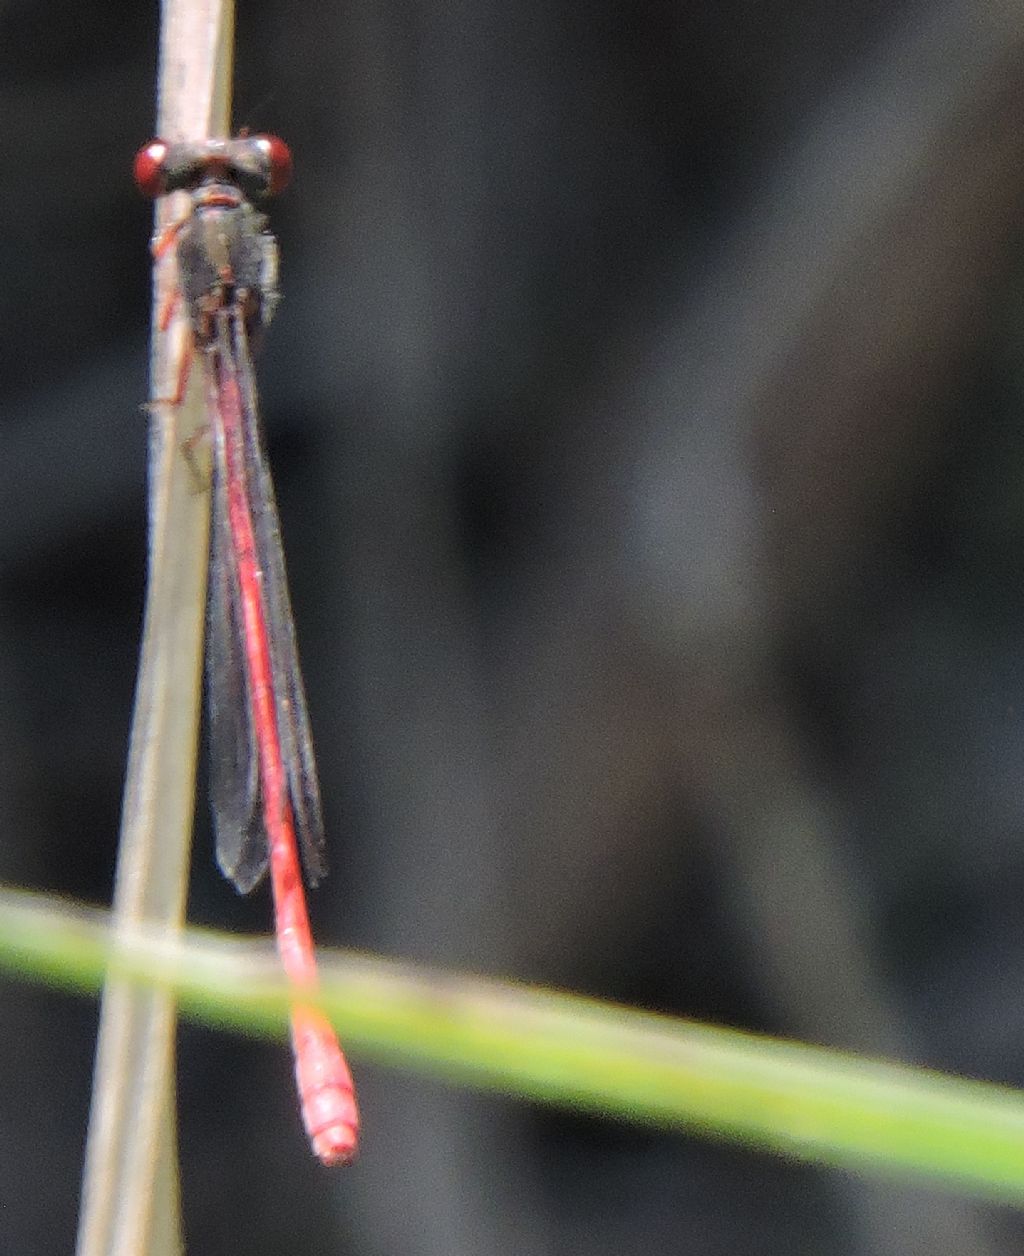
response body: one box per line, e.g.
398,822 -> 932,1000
75,3 -> 234,1255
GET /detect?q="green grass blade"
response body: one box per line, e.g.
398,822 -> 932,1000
4,884 -> 1024,1207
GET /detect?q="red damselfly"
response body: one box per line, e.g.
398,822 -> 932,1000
134,134 -> 359,1166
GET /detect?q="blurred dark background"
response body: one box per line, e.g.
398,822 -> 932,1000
4,0 -> 1024,1252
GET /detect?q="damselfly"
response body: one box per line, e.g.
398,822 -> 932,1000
134,134 -> 358,1166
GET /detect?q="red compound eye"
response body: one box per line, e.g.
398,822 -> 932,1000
253,134 -> 293,196
133,140 -> 170,198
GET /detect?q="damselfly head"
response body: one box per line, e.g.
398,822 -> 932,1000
133,134 -> 293,202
